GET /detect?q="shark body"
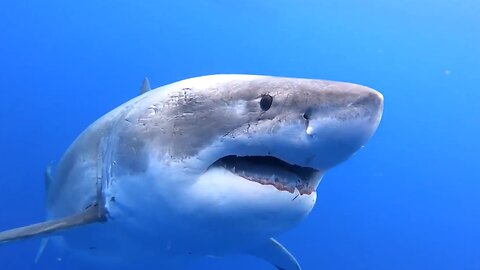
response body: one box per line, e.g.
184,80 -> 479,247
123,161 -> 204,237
0,74 -> 383,269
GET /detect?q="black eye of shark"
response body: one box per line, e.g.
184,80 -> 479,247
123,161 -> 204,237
260,94 -> 273,111
208,155 -> 320,195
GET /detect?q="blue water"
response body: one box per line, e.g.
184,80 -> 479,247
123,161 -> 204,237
1,1 -> 479,269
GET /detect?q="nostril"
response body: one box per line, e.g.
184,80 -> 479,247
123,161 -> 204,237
303,108 -> 312,120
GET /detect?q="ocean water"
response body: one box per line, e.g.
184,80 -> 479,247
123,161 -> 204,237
0,0 -> 479,269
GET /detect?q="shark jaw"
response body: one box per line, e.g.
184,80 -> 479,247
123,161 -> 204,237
208,155 -> 322,195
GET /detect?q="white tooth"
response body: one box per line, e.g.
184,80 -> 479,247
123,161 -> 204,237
269,175 -> 275,182
232,166 -> 236,173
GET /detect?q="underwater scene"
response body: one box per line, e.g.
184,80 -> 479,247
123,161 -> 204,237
0,1 -> 479,269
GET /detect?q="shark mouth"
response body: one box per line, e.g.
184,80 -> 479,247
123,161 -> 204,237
209,155 -> 320,195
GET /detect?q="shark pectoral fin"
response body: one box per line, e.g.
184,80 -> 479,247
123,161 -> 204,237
139,77 -> 151,95
0,203 -> 106,245
247,238 -> 301,270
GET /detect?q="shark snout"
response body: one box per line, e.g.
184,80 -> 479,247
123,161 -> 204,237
297,83 -> 383,169
351,87 -> 384,120
339,83 -> 384,122
301,84 -> 383,132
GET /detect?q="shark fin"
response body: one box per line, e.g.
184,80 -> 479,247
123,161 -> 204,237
0,203 -> 106,245
139,77 -> 151,95
34,238 -> 49,263
247,238 -> 301,270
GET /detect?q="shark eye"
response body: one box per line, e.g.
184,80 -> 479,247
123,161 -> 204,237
260,94 -> 273,111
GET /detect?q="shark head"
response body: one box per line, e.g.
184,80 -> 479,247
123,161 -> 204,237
108,74 -> 383,250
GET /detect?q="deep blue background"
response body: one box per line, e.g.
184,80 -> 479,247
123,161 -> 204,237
1,1 -> 479,269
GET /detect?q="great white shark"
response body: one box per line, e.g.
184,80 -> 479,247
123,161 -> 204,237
0,74 -> 383,269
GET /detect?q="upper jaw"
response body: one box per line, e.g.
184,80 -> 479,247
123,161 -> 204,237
192,113 -> 377,171
190,107 -> 381,189
193,133 -> 334,195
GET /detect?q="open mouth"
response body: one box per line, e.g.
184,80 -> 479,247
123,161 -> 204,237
209,155 -> 320,195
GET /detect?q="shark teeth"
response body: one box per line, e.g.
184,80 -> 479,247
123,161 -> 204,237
209,155 -> 318,195
241,173 -> 314,195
